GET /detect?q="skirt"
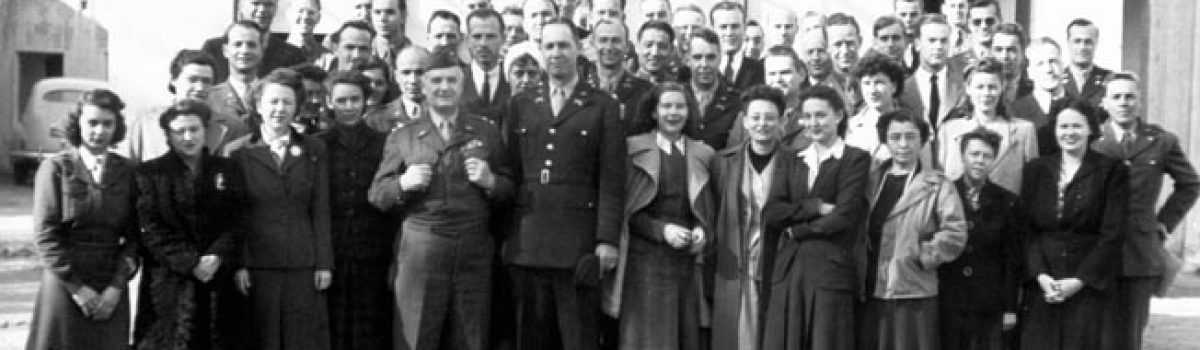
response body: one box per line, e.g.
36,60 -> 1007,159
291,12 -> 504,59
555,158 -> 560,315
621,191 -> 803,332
857,297 -> 939,350
26,270 -> 130,350
618,235 -> 701,350
247,269 -> 331,350
327,259 -> 392,350
1020,286 -> 1112,350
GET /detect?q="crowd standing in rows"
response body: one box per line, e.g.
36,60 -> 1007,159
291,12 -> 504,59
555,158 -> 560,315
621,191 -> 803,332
25,0 -> 1200,350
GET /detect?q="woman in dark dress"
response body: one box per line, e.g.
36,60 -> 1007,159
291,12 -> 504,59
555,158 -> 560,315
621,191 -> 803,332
937,128 -> 1024,350
222,68 -> 333,350
27,89 -> 139,350
760,85 -> 869,350
1019,99 -> 1128,350
609,83 -> 714,350
318,70 -> 396,350
133,100 -> 249,350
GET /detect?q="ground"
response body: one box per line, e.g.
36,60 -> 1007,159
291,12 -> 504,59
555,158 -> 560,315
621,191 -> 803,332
1,184 -> 1200,349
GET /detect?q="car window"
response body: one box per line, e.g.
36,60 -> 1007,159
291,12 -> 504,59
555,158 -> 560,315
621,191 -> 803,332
43,89 -> 85,103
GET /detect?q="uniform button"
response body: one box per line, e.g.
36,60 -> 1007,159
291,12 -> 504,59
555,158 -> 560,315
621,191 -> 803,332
963,267 -> 973,277
546,143 -> 555,151
544,159 -> 553,167
549,128 -> 557,135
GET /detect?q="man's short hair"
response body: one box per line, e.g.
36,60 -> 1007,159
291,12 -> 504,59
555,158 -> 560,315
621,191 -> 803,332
826,13 -> 861,35
959,127 -> 1002,154
708,1 -> 746,24
167,50 -> 217,94
913,13 -> 949,38
895,0 -> 924,7
764,45 -> 808,74
992,22 -> 1027,49
591,18 -> 629,39
428,10 -> 462,32
1104,71 -> 1140,87
968,0 -> 1002,20
638,20 -> 676,44
872,16 -> 905,38
746,19 -> 761,28
674,4 -> 704,18
501,6 -> 523,17
428,49 -> 465,71
1029,36 -> 1061,52
467,8 -> 505,33
876,108 -> 930,144
522,0 -> 559,16
331,20 -> 376,44
223,20 -> 266,42
291,63 -> 328,83
690,27 -> 719,47
541,18 -> 582,44
1066,18 -> 1096,37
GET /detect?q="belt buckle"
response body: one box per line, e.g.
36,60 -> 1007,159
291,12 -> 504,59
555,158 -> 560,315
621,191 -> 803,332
540,169 -> 550,184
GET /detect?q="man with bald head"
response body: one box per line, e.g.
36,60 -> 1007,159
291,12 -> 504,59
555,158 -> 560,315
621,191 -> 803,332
372,0 -> 414,71
503,19 -> 624,350
762,6 -> 798,49
639,0 -> 671,24
200,0 -> 306,83
285,0 -> 327,61
366,45 -> 431,132
522,0 -> 558,43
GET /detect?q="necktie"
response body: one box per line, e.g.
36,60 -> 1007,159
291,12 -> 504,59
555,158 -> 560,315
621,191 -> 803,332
551,87 -> 567,117
724,53 -> 735,82
481,74 -> 491,105
440,121 -> 454,141
928,73 -> 941,129
1121,130 -> 1135,157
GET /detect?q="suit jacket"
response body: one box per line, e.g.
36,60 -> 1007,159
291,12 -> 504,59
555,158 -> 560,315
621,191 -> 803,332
584,70 -> 654,136
605,133 -> 715,316
461,65 -> 512,122
502,81 -> 626,269
133,151 -> 248,348
862,161 -> 967,299
1092,122 -> 1200,276
207,83 -> 252,129
33,149 -> 139,292
900,61 -> 966,130
1065,65 -> 1113,105
686,81 -> 743,151
222,132 -> 332,270
1021,151 -> 1128,290
202,35 -> 306,84
201,35 -> 307,84
937,179 -> 1023,313
1009,93 -> 1069,156
729,57 -> 765,91
318,122 -> 397,262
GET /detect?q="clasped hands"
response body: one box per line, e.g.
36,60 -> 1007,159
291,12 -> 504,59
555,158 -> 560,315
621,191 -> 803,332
399,157 -> 495,191
1036,274 -> 1085,304
70,286 -> 122,321
663,224 -> 707,254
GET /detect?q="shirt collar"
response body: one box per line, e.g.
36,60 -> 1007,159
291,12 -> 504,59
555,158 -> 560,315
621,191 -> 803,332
262,131 -> 290,148
429,109 -> 460,128
79,149 -> 106,170
471,61 -> 500,80
655,132 -> 687,155
801,138 -> 846,162
549,75 -> 579,96
1112,119 -> 1138,142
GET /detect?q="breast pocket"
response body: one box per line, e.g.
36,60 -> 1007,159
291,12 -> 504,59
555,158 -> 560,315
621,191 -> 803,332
62,177 -> 90,221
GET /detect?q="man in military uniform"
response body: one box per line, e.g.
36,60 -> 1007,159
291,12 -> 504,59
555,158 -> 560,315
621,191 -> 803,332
368,50 -> 514,350
371,0 -> 415,71
685,28 -> 742,150
365,46 -> 431,133
503,19 -> 624,350
200,0 -> 306,83
586,18 -> 653,135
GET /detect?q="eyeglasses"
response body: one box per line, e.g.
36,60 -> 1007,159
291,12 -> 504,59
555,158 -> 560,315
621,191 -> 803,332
971,18 -> 997,27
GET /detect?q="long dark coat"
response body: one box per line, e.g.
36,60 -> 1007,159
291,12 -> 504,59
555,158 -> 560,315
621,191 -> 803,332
1019,151 -> 1128,350
759,144 -> 870,350
27,149 -> 139,350
318,121 -> 396,350
133,151 -> 249,350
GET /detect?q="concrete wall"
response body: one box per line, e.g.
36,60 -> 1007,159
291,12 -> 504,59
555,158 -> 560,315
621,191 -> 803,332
0,0 -> 108,173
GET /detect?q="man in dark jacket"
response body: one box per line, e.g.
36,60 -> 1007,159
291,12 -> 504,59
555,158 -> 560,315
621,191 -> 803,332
503,20 -> 625,350
200,0 -> 306,83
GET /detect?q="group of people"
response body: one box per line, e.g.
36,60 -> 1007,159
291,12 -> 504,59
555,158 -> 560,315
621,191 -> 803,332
25,0 -> 1200,350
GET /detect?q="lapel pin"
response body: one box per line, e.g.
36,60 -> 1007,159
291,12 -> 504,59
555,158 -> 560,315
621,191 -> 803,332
214,173 -> 226,191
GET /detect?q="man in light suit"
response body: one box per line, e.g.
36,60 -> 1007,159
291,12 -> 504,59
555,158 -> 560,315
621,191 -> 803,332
1064,18 -> 1112,106
1092,73 -> 1199,350
207,21 -> 267,128
900,14 -> 964,133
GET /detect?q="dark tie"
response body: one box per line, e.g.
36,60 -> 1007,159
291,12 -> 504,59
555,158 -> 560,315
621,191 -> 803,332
724,53 -> 735,83
1122,130 -> 1135,157
928,73 -> 940,129
481,74 -> 491,105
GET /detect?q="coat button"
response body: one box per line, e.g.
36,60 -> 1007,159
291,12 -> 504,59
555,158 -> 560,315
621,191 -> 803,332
546,143 -> 555,151
544,159 -> 553,167
963,267 -> 973,277
549,128 -> 557,135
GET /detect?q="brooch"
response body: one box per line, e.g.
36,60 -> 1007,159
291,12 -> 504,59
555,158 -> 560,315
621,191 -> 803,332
214,173 -> 226,191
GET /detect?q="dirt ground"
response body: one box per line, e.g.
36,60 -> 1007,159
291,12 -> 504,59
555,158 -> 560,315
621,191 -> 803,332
1,183 -> 1199,349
